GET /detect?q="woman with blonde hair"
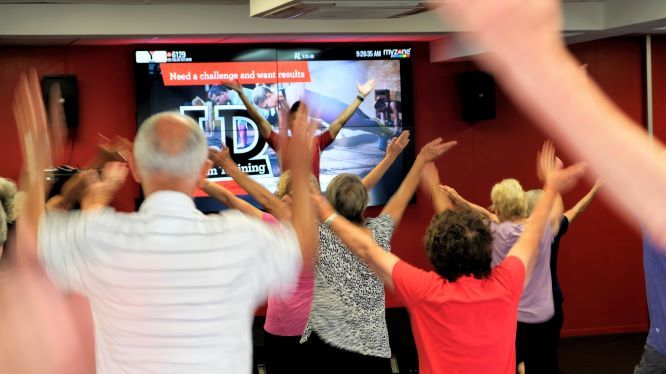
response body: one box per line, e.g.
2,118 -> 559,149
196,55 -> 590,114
441,144 -> 566,374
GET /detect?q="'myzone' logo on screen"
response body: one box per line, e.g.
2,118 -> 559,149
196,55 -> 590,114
180,105 -> 273,179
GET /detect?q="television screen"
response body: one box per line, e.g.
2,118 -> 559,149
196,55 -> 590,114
134,45 -> 414,211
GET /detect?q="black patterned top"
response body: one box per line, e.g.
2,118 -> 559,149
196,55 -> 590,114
301,214 -> 394,358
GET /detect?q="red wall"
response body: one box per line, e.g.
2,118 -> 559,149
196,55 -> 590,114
0,38 -> 652,337
652,36 -> 666,143
386,39 -> 648,336
0,46 -> 140,212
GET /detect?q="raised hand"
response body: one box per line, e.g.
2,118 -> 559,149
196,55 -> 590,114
13,69 -> 52,243
538,141 -> 586,194
417,138 -> 458,163
57,170 -> 97,209
81,162 -> 129,210
110,136 -> 133,162
439,185 -> 464,203
221,79 -> 244,93
191,96 -> 205,106
97,134 -> 132,164
357,79 -> 377,98
386,130 -> 410,159
209,147 -> 232,168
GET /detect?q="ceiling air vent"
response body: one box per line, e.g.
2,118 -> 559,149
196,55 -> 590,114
250,1 -> 435,20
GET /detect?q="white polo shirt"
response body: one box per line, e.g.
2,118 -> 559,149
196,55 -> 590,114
38,191 -> 302,374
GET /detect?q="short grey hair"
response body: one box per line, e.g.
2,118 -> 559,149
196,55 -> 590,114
134,112 -> 208,182
525,189 -> 544,216
325,174 -> 368,224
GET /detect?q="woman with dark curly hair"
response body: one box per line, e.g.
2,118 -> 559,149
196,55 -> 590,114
441,152 -> 566,373
315,142 -> 586,373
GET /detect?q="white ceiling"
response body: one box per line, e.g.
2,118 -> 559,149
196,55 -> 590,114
0,0 -> 607,2
0,0 -> 247,3
0,0 -> 663,49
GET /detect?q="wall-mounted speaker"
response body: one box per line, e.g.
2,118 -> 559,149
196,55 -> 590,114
42,75 -> 79,129
457,71 -> 496,124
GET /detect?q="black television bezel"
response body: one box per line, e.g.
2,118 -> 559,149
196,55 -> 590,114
133,43 -> 416,213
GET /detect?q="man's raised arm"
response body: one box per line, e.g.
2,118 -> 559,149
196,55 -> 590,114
222,80 -> 273,139
362,130 -> 410,191
283,105 -> 318,262
327,79 -> 376,139
440,185 -> 499,223
381,138 -> 457,227
208,148 -> 290,221
433,0 -> 666,246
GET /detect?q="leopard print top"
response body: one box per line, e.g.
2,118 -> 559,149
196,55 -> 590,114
300,214 -> 394,358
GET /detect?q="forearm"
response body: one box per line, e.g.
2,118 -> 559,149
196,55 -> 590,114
362,154 -> 398,191
578,185 -> 600,212
203,181 -> 264,219
454,195 -> 496,222
222,161 -> 289,220
201,181 -> 232,206
487,42 -> 666,242
290,163 -> 317,262
328,213 -> 375,261
565,184 -> 599,222
328,97 -> 363,138
432,186 -> 455,214
81,192 -> 109,211
381,156 -> 427,225
548,194 -> 564,232
45,195 -> 72,211
419,162 -> 453,214
236,89 -> 273,139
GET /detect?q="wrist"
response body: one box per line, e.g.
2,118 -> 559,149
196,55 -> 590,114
542,184 -> 558,196
356,94 -> 365,102
414,155 -> 428,166
323,212 -> 338,227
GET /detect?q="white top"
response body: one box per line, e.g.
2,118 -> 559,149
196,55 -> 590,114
38,191 -> 302,374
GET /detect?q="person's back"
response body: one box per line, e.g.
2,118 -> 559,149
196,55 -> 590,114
393,255 -> 523,374
36,112 -> 306,373
489,179 -> 555,324
491,220 -> 554,323
41,193 -> 300,374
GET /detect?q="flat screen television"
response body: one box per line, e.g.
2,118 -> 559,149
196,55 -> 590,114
134,45 -> 414,212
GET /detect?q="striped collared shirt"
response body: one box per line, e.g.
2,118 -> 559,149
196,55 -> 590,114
39,190 -> 301,374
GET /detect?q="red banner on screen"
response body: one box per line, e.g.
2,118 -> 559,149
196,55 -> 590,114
160,61 -> 311,86
193,180 -> 248,197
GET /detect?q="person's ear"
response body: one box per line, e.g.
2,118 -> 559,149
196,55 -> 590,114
127,153 -> 141,183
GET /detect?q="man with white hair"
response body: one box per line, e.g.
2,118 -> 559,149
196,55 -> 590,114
36,110 -> 317,373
